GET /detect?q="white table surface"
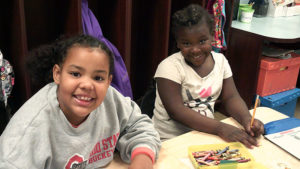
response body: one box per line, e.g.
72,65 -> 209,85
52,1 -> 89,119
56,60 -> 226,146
232,15 -> 300,39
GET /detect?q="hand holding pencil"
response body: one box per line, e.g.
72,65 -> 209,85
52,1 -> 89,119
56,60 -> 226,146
248,95 -> 265,137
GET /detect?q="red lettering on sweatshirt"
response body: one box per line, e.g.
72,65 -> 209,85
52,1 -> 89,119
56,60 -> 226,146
106,136 -> 113,148
113,133 -> 119,146
88,132 -> 119,164
102,139 -> 108,150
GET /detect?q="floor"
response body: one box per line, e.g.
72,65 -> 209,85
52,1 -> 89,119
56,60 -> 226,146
214,99 -> 300,121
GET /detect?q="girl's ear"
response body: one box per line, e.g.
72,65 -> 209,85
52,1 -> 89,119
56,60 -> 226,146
53,64 -> 61,84
108,74 -> 113,85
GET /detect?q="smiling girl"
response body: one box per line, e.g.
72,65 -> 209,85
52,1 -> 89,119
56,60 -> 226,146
152,4 -> 264,149
0,35 -> 160,169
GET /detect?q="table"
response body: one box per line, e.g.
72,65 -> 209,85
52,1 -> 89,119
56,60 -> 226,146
226,15 -> 300,108
231,16 -> 300,40
106,107 -> 300,169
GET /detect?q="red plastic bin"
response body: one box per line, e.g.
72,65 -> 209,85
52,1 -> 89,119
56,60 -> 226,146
256,52 -> 300,97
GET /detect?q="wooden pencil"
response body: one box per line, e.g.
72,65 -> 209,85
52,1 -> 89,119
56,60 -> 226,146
250,95 -> 259,127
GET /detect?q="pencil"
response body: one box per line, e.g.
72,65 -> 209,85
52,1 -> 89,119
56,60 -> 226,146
250,95 -> 259,127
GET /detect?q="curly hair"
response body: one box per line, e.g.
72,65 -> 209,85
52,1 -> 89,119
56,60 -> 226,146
26,34 -> 114,86
171,4 -> 214,38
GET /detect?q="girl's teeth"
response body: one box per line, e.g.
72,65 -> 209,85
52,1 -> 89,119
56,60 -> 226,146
77,96 -> 91,101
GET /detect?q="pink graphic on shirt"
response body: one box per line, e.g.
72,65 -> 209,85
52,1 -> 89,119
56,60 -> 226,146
199,87 -> 212,98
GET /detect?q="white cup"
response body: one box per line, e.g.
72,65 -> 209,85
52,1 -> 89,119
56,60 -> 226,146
240,8 -> 255,23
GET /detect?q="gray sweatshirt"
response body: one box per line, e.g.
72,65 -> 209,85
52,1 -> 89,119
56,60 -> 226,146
0,83 -> 161,169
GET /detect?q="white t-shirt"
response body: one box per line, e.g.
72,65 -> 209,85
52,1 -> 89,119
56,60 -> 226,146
153,51 -> 232,140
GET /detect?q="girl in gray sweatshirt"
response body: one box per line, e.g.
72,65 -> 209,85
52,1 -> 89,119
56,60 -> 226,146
0,34 -> 161,169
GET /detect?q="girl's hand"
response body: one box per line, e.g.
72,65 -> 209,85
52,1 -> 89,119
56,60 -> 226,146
244,118 -> 265,137
129,154 -> 153,169
216,123 -> 258,149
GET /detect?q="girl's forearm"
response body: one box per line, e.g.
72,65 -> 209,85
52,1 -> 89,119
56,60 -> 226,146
223,96 -> 252,126
168,105 -> 225,135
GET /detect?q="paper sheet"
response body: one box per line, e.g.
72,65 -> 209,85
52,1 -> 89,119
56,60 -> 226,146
265,126 -> 300,160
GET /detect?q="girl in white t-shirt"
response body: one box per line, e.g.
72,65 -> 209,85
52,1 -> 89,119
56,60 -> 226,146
153,4 -> 264,149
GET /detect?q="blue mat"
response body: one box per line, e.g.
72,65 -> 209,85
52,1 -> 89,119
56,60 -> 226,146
264,118 -> 300,135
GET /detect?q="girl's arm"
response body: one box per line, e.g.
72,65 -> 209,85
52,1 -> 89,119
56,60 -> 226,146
220,77 -> 252,127
129,154 -> 153,169
156,77 -> 261,148
107,87 -> 160,164
220,77 -> 264,138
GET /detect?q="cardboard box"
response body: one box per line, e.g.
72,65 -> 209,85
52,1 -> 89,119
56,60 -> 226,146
259,88 -> 300,117
256,53 -> 300,97
286,5 -> 300,16
267,0 -> 300,17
